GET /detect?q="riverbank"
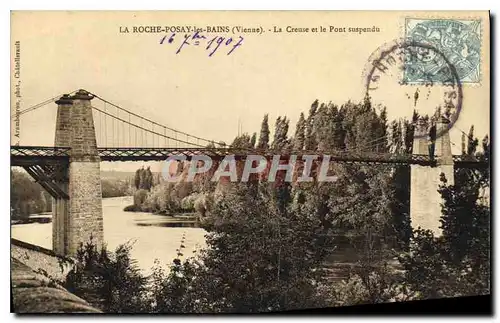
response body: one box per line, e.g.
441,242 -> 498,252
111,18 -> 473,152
11,196 -> 397,283
123,202 -> 200,220
11,196 -> 208,276
123,204 -> 199,219
11,213 -> 52,225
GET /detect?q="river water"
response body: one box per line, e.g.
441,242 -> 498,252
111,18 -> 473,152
11,196 -> 207,275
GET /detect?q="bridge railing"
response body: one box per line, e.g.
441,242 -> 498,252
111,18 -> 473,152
11,146 -> 72,157
10,145 -> 489,168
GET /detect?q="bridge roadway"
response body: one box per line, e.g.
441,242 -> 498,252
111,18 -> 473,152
10,145 -> 488,168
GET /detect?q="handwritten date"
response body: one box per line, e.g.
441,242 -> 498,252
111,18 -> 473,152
159,31 -> 244,57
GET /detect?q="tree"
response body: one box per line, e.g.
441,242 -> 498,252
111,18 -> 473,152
134,168 -> 141,190
440,131 -> 490,266
231,133 -> 254,148
139,167 -> 146,189
312,103 -> 332,150
305,100 -> 319,150
271,116 -> 290,150
145,166 -> 153,191
250,132 -> 257,148
291,113 -> 306,184
390,120 -> 402,153
257,114 -> 270,150
136,166 -> 153,191
330,104 -> 345,150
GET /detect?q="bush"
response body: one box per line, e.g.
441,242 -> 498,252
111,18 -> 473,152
101,179 -> 130,198
123,204 -> 140,212
143,183 -> 179,214
328,264 -> 418,307
194,193 -> 213,218
64,239 -> 150,313
133,189 -> 149,207
399,228 -> 490,299
180,194 -> 198,211
132,182 -> 202,215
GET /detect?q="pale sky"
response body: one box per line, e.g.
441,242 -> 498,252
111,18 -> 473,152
10,11 -> 490,172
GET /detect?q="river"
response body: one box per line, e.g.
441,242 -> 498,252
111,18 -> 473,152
11,196 -> 207,276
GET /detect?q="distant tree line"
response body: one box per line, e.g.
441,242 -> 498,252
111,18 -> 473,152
11,169 -> 52,218
11,169 -> 135,219
125,164 -> 207,215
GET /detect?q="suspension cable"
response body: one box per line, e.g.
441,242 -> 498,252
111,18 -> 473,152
11,90 -> 78,119
91,105 -> 206,147
88,91 -> 222,146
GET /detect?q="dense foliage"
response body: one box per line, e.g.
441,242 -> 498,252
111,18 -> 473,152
11,169 -> 132,219
11,169 -> 52,218
101,178 -> 132,198
398,128 -> 490,299
64,240 -> 149,313
59,97 -> 489,313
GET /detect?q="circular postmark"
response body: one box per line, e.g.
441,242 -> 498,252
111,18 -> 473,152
363,38 -> 463,139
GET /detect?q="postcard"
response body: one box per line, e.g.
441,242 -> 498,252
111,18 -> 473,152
10,11 -> 490,314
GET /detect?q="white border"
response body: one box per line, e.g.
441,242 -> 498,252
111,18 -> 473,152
2,1 -> 497,322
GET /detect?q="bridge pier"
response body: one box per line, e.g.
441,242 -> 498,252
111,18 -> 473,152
53,95 -> 71,255
53,90 -> 103,256
410,116 -> 454,237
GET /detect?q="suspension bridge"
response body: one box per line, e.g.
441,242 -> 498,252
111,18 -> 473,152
10,89 -> 488,256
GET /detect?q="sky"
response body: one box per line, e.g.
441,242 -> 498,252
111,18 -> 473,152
10,11 -> 490,172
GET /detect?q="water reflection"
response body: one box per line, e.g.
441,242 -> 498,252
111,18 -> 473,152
135,221 -> 199,228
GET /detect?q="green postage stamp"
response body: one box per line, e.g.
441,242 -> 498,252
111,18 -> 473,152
404,18 -> 482,84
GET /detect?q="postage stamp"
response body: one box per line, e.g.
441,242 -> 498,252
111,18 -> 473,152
404,18 -> 482,84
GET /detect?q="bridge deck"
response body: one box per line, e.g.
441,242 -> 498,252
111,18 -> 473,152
10,146 -> 489,168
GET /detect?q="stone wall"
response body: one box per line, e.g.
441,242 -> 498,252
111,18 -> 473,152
11,238 -> 75,283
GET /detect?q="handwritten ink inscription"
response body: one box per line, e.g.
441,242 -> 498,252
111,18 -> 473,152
159,31 -> 244,57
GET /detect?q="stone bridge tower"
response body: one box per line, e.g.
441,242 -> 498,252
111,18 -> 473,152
53,90 -> 103,256
410,116 -> 454,236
